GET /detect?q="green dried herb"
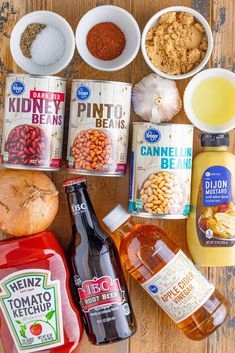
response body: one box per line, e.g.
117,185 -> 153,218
20,23 -> 46,58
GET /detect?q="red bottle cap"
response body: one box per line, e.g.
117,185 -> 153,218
63,177 -> 86,187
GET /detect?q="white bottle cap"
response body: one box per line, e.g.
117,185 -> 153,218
103,204 -> 131,232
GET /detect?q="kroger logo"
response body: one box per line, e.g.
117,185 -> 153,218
144,128 -> 161,144
76,85 -> 91,101
11,81 -> 25,96
149,285 -> 158,294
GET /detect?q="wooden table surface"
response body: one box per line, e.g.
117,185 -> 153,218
0,0 -> 235,353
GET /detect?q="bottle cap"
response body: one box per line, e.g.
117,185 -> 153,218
63,177 -> 86,187
201,133 -> 229,147
103,204 -> 131,232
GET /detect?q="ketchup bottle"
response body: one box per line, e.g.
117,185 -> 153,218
103,205 -> 230,340
64,178 -> 136,345
0,231 -> 83,353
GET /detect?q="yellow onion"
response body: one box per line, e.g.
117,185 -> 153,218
0,170 -> 59,236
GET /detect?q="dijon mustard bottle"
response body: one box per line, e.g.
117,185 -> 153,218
187,133 -> 235,266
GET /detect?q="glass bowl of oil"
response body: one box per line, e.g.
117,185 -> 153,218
184,68 -> 235,132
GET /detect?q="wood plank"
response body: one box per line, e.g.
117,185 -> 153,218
208,2 -> 235,353
129,0 -> 209,352
48,2 -> 132,353
0,1 -> 234,353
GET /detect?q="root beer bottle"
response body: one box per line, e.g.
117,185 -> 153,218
64,178 -> 136,345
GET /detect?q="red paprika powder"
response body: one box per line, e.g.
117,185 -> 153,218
86,22 -> 126,60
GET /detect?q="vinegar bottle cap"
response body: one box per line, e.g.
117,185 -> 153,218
103,204 -> 131,232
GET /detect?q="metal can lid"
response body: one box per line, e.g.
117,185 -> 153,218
71,78 -> 132,86
7,73 -> 67,81
63,177 -> 86,187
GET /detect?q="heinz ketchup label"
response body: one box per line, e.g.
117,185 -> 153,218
0,269 -> 64,353
77,276 -> 125,313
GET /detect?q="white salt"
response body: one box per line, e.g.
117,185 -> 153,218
31,25 -> 65,66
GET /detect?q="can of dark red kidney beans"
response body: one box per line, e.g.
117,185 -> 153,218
2,74 -> 66,171
66,79 -> 132,176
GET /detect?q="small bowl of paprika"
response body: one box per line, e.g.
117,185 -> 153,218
75,5 -> 140,71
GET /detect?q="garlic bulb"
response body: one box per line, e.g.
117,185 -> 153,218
132,73 -> 182,123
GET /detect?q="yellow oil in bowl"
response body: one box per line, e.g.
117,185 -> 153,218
191,77 -> 235,126
184,69 -> 235,133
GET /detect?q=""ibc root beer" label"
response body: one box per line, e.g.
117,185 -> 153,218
77,276 -> 125,313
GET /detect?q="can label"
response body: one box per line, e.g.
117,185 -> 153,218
129,123 -> 194,217
2,75 -> 66,170
141,250 -> 215,323
67,80 -> 132,175
0,269 -> 64,353
77,276 -> 125,312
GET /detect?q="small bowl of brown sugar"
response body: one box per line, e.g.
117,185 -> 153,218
76,5 -> 141,71
141,6 -> 213,80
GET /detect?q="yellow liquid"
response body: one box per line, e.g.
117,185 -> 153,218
192,77 -> 235,126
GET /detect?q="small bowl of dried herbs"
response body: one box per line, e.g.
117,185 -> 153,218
10,10 -> 75,75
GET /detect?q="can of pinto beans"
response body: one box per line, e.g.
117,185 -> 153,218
66,79 -> 132,176
129,123 -> 194,219
2,74 -> 66,171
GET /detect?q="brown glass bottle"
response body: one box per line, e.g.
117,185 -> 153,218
64,178 -> 136,345
103,205 -> 230,340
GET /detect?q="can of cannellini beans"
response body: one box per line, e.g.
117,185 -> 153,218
2,74 -> 66,171
129,122 -> 194,219
66,79 -> 132,176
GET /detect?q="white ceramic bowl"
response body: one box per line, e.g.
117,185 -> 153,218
184,68 -> 235,133
75,5 -> 141,71
10,10 -> 75,75
141,6 -> 213,80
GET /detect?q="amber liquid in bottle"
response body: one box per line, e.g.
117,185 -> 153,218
116,220 -> 230,340
65,180 -> 136,345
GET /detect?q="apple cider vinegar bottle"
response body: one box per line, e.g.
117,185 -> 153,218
103,205 -> 230,340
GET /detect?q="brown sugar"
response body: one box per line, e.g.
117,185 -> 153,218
145,12 -> 208,75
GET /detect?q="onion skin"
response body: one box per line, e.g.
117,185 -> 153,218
0,170 -> 59,236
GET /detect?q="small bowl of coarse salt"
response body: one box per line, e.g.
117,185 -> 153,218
10,10 -> 75,75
